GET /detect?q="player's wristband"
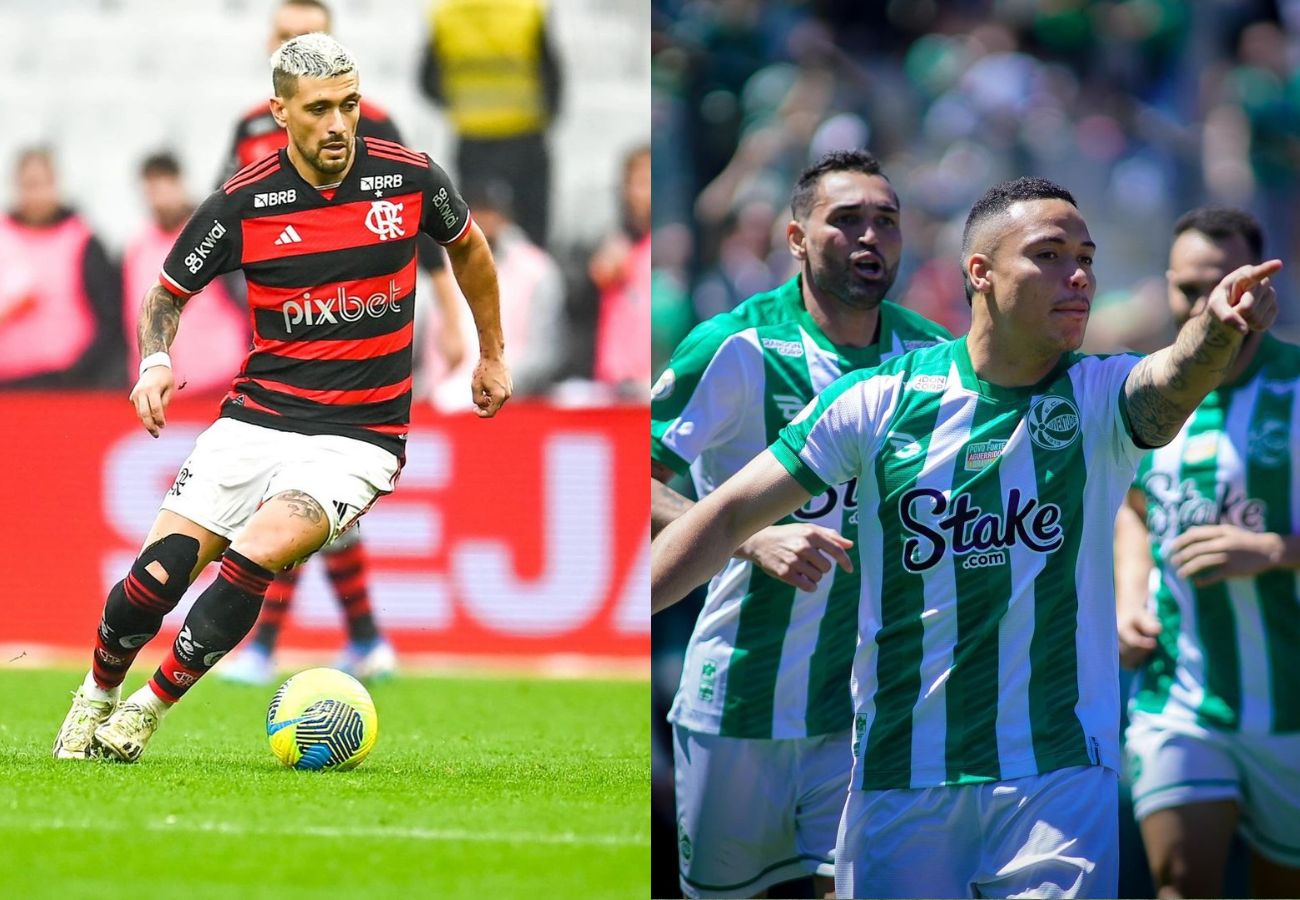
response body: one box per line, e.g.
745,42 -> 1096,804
138,352 -> 172,377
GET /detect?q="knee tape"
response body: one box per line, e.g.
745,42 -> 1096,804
132,534 -> 201,603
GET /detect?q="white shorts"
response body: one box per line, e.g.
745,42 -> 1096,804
673,725 -> 849,898
836,765 -> 1118,899
1126,709 -> 1300,866
159,418 -> 399,547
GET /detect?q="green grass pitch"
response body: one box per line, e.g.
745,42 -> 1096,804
0,668 -> 649,899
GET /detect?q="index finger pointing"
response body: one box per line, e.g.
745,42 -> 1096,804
1232,260 -> 1284,301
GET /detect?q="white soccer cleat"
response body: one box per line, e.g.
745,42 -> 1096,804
215,645 -> 277,685
53,686 -> 119,759
94,700 -> 162,763
336,639 -> 398,682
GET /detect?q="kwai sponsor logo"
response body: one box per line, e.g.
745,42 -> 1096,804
183,220 -> 227,274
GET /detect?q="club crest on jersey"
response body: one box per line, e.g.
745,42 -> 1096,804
1248,418 -> 1290,467
365,200 -> 406,241
898,486 -> 1063,573
1027,396 -> 1080,450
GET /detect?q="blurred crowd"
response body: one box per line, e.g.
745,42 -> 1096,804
0,0 -> 650,406
651,0 -> 1300,376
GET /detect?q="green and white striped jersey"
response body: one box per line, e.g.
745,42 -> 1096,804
1132,334 -> 1300,734
772,337 -> 1144,790
652,276 -> 950,740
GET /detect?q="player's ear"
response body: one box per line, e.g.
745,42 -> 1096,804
967,252 -> 993,297
787,219 -> 807,261
269,97 -> 288,129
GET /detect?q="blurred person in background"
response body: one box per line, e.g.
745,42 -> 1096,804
0,146 -> 122,389
418,0 -> 562,247
427,178 -> 563,408
1116,207 -> 1300,899
220,0 -> 466,685
123,152 -> 248,396
591,144 -> 652,399
652,150 -> 950,899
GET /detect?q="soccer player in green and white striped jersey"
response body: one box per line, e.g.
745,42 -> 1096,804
652,150 -> 950,898
652,178 -> 1281,899
1115,207 -> 1300,899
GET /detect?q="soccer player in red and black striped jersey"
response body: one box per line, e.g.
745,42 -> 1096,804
216,0 -> 465,688
53,31 -> 509,763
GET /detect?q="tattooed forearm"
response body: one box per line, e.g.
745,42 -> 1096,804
1123,312 -> 1241,447
651,478 -> 696,537
138,283 -> 189,357
275,490 -> 326,525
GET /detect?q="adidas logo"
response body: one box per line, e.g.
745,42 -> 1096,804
274,225 -> 303,245
333,500 -> 357,523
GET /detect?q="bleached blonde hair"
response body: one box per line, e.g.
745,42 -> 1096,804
271,31 -> 356,98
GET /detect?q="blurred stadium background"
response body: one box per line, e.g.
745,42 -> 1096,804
0,0 -> 649,673
651,0 -> 1298,896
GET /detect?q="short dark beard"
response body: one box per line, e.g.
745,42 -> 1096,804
295,135 -> 351,179
809,256 -> 897,311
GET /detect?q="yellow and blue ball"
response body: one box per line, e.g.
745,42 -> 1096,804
266,667 -> 378,770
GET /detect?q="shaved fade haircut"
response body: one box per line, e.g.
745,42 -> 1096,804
271,31 -> 356,99
791,149 -> 889,221
960,176 -> 1078,304
1173,206 -> 1263,263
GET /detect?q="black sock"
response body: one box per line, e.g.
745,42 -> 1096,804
149,550 -> 274,703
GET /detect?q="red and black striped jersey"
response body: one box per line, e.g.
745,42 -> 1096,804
217,99 -> 402,187
161,137 -> 472,458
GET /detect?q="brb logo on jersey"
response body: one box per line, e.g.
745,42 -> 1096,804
898,486 -> 1064,572
1027,396 -> 1081,450
281,280 -> 404,333
365,200 -> 406,241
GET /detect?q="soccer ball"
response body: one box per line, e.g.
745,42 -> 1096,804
266,667 -> 378,770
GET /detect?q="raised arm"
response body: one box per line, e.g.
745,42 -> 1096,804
445,222 -> 511,417
129,283 -> 189,438
652,450 -> 834,613
1123,260 -> 1281,447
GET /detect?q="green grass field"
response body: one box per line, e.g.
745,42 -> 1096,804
0,668 -> 649,899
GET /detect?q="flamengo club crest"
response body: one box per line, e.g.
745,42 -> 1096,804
365,200 -> 406,241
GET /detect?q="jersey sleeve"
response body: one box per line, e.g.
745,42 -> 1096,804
1081,352 -> 1147,468
771,370 -> 881,495
651,320 -> 759,475
159,190 -> 242,297
419,156 -> 472,245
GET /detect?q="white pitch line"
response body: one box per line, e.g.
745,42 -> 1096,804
17,818 -> 649,847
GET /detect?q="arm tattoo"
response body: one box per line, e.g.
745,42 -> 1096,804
651,478 -> 695,537
1124,313 -> 1240,447
138,283 -> 188,357
275,489 -> 326,525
